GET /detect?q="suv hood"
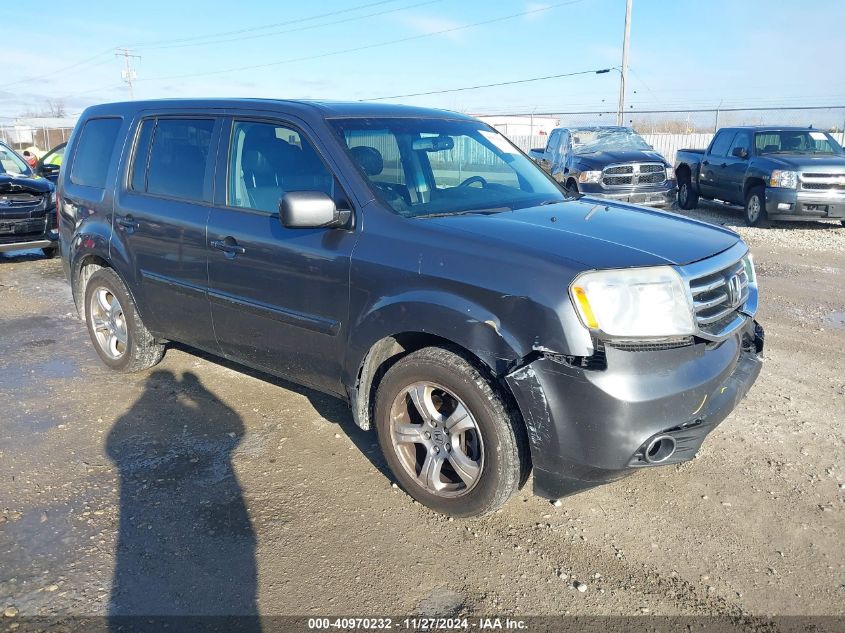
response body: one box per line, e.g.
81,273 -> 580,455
762,154 -> 845,172
574,149 -> 668,169
423,198 -> 740,270
0,173 -> 52,195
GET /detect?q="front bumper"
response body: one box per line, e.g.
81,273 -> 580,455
0,207 -> 58,253
506,319 -> 764,499
765,187 -> 845,221
578,181 -> 677,208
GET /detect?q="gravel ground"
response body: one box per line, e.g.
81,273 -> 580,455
0,204 -> 843,627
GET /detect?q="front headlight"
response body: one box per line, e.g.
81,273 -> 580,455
769,170 -> 798,189
49,191 -> 57,206
742,253 -> 756,285
665,166 -> 675,181
570,266 -> 695,338
578,170 -> 602,184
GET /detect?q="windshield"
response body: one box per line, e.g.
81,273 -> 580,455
571,128 -> 651,154
330,118 -> 563,218
755,130 -> 842,155
0,143 -> 31,176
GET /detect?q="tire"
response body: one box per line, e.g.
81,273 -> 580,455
41,246 -> 58,259
744,186 -> 768,227
565,180 -> 579,197
83,268 -> 164,372
374,346 -> 528,517
677,175 -> 699,210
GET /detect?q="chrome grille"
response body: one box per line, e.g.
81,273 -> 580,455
0,192 -> 43,207
601,163 -> 666,188
800,172 -> 845,192
688,260 -> 749,336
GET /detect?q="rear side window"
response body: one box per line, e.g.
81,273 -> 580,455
709,131 -> 735,157
70,118 -> 122,188
143,118 -> 215,202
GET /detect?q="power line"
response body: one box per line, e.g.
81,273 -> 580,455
136,0 -> 589,84
136,0 -> 441,51
361,68 -> 613,101
3,49 -> 114,89
129,0 -> 408,49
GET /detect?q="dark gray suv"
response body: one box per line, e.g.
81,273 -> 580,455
58,99 -> 764,517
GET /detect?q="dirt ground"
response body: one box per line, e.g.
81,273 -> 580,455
0,201 -> 843,626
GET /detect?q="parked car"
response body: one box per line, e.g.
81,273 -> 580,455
0,141 -> 58,258
36,142 -> 66,183
675,126 -> 845,226
58,100 -> 763,517
528,126 -> 677,208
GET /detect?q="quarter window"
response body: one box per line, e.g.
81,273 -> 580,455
69,118 -> 122,188
228,121 -> 334,213
145,119 -> 215,202
129,119 -> 155,192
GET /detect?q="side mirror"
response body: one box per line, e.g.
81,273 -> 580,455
39,163 -> 60,177
279,191 -> 351,229
732,147 -> 749,159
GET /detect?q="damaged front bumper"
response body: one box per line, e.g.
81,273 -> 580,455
506,319 -> 764,499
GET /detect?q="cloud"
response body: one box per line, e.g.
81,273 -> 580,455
396,13 -> 466,40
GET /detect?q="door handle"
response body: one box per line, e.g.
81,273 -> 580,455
702,160 -> 710,166
211,238 -> 246,258
719,162 -> 727,168
116,215 -> 140,231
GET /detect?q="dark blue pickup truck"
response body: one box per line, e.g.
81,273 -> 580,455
675,126 -> 845,226
58,99 -> 763,517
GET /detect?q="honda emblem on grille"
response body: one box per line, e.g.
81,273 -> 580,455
727,274 -> 742,308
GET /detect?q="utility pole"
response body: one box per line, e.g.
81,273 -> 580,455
115,48 -> 140,100
617,0 -> 632,126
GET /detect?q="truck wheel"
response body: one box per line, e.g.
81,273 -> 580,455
678,177 -> 699,210
744,186 -> 768,227
374,346 -> 527,518
84,268 -> 165,372
565,180 -> 579,197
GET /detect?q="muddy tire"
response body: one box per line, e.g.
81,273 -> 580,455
565,179 -> 579,197
374,346 -> 527,518
83,268 -> 164,372
744,186 -> 768,227
678,175 -> 699,210
42,246 -> 58,259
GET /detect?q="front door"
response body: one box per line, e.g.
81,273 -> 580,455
114,115 -> 220,349
206,117 -> 357,396
722,131 -> 752,204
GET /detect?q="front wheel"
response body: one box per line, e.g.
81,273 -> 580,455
84,268 -> 165,372
374,347 -> 528,517
744,186 -> 768,227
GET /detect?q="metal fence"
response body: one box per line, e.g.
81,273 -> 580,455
0,125 -> 74,152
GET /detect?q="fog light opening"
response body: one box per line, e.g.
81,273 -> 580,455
644,435 -> 676,464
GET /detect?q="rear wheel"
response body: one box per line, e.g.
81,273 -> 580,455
677,175 -> 699,210
744,186 -> 768,227
374,347 -> 527,517
84,268 -> 164,372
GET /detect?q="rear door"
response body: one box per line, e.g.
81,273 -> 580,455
113,114 -> 221,349
206,115 -> 358,396
699,130 -> 735,199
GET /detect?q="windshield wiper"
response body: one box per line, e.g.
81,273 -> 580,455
417,206 -> 512,219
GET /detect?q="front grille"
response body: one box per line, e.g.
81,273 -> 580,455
800,173 -> 845,192
0,192 -> 43,207
601,163 -> 666,188
688,259 -> 749,336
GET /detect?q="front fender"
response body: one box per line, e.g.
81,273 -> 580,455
344,290 -> 531,386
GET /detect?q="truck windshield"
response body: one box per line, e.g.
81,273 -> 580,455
755,131 -> 843,155
330,118 -> 563,218
571,129 -> 651,155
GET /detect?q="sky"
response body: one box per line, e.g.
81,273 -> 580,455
3,0 -> 845,122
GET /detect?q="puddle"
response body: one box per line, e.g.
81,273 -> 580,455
0,356 -> 80,391
823,310 -> 845,330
